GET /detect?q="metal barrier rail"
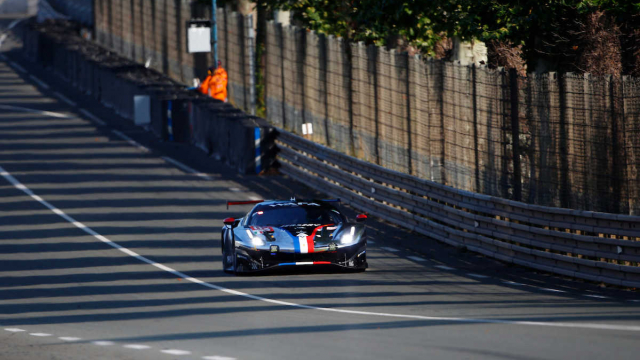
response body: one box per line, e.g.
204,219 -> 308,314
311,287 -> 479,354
276,130 -> 640,288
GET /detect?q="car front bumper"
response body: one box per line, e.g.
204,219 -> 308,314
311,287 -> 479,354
234,242 -> 367,272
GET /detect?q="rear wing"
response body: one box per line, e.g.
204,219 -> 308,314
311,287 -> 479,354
227,200 -> 264,209
226,198 -> 340,209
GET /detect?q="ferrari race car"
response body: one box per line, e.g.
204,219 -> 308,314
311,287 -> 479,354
221,199 -> 368,274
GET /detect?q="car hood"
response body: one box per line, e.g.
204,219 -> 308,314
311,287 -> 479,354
245,224 -> 343,252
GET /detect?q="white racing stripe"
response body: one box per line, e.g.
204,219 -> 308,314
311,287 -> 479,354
2,166 -> 638,332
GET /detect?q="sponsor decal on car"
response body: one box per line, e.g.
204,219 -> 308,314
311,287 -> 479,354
249,225 -> 274,234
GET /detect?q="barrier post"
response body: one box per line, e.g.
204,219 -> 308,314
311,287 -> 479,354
254,127 -> 262,174
167,100 -> 174,141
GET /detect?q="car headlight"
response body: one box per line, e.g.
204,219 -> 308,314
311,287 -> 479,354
246,230 -> 264,246
340,226 -> 356,244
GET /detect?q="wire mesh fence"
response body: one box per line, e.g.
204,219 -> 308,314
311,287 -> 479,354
93,3 -> 640,215
264,21 -> 640,215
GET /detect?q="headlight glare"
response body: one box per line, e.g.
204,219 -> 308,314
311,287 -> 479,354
246,230 -> 264,246
340,226 -> 357,244
340,234 -> 353,244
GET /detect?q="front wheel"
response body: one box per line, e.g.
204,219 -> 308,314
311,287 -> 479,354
222,232 -> 235,274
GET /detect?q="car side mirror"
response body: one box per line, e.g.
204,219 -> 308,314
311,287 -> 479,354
223,217 -> 236,227
356,214 -> 367,223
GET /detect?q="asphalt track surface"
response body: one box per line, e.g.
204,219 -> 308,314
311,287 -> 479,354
1,16 -> 640,360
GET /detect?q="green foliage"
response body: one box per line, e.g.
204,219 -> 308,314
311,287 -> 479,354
257,0 -> 638,67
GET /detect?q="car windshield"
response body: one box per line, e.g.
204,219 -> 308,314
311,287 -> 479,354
247,204 -> 343,226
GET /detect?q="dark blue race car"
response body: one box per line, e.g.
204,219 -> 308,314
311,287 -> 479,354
221,199 -> 368,274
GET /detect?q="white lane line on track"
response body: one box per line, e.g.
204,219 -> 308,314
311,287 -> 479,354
248,195 -> 261,201
0,104 -> 71,118
162,156 -> 198,174
29,75 -> 49,89
4,328 -> 26,332
8,61 -> 26,73
229,187 -> 241,192
0,168 -> 637,333
59,337 -> 82,341
380,247 -> 399,252
53,91 -> 77,107
584,294 -> 609,299
434,265 -> 455,271
367,240 -> 375,244
203,356 -> 236,360
468,273 -> 488,279
161,156 -> 213,180
407,256 -> 425,262
29,333 -> 52,337
92,341 -> 115,346
540,288 -> 566,293
8,18 -> 23,30
79,109 -> 106,126
124,344 -> 151,350
111,130 -> 149,152
503,281 -> 525,286
0,19 -> 24,50
161,349 -> 191,356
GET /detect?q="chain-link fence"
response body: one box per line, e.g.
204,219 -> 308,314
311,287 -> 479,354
264,21 -> 640,215
92,3 -> 640,215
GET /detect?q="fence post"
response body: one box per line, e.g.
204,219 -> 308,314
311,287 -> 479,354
405,52 -> 413,175
344,39 -> 355,156
472,64 -> 479,193
370,45 -> 379,165
322,35 -> 330,147
438,60 -> 446,184
245,14 -> 256,115
278,23 -> 286,130
509,68 -> 522,201
557,72 -> 570,208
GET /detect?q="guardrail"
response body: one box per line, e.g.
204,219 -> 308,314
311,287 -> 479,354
22,19 -> 640,288
277,130 -> 640,288
22,19 -> 274,175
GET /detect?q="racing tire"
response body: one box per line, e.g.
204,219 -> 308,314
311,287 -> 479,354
222,233 -> 234,274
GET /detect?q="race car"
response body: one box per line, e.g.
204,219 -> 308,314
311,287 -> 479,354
221,199 -> 368,274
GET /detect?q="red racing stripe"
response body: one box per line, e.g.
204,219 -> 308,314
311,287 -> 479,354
306,224 -> 334,254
